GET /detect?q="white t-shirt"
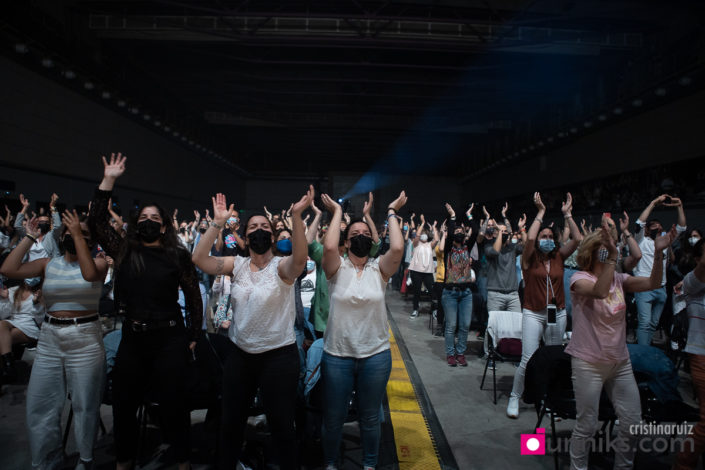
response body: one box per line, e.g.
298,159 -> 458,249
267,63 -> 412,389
228,256 -> 296,354
684,271 -> 705,356
324,256 -> 389,358
409,242 -> 434,274
634,222 -> 686,285
300,269 -> 317,309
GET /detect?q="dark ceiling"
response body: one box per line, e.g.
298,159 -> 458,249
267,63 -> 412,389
3,1 -> 705,178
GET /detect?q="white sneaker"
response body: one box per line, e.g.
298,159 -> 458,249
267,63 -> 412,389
507,396 -> 519,418
410,310 -> 418,318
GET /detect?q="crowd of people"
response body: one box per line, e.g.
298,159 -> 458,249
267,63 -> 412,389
0,153 -> 704,470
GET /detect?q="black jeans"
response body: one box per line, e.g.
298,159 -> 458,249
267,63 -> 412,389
218,343 -> 299,470
112,324 -> 191,463
432,282 -> 446,325
409,270 -> 435,311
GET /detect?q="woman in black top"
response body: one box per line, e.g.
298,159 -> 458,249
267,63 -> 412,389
88,153 -> 203,470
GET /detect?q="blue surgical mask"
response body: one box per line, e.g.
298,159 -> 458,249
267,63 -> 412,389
538,239 -> 555,253
306,260 -> 316,272
276,239 -> 292,255
511,237 -> 518,244
228,217 -> 238,225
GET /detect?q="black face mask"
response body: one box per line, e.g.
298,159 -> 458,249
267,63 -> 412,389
61,234 -> 77,255
38,222 -> 51,234
179,227 -> 186,234
453,232 -> 465,243
247,229 -> 273,254
137,219 -> 163,243
502,233 -> 510,244
199,227 -> 207,234
348,234 -> 373,258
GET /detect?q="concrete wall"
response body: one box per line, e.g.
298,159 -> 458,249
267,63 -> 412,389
462,88 -> 705,202
0,56 -> 244,213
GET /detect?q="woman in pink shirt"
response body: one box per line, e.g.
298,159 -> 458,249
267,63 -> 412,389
566,217 -> 676,470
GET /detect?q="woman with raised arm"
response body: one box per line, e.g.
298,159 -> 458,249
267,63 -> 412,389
192,187 -> 312,470
567,220 -> 677,470
507,192 -> 582,419
408,214 -> 439,319
1,210 -> 107,470
319,191 -> 406,470
88,154 -> 202,470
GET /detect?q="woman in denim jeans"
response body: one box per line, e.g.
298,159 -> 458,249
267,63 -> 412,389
319,191 -> 407,470
441,203 -> 478,367
567,219 -> 676,470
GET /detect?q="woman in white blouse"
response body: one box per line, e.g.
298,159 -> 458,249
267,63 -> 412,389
192,188 -> 312,470
320,191 -> 407,470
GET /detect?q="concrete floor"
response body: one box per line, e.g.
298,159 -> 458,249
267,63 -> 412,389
0,290 -> 698,469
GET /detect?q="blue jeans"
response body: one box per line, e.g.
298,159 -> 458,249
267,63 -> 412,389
321,349 -> 392,468
442,288 -> 473,356
634,287 -> 667,346
564,267 -> 579,328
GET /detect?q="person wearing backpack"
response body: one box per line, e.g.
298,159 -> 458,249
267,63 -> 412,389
673,239 -> 705,469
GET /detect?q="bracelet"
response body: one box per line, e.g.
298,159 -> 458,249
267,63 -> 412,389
603,260 -> 617,266
387,213 -> 400,221
25,233 -> 37,243
564,215 -> 572,219
387,207 -> 396,214
450,216 -> 456,220
210,221 -> 223,229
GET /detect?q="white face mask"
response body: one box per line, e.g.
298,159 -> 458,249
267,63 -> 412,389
690,237 -> 701,246
511,237 -> 518,244
420,234 -> 428,242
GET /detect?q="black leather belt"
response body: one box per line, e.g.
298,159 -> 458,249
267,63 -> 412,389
128,319 -> 179,332
44,314 -> 99,326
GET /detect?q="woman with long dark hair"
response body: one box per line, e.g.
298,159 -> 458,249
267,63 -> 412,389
1,210 -> 107,470
507,192 -> 582,418
88,153 -> 202,470
192,188 -> 312,470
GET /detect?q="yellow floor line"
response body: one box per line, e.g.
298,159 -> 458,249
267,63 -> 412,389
387,329 -> 443,470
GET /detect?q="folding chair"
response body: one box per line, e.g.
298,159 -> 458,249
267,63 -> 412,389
480,310 -> 523,405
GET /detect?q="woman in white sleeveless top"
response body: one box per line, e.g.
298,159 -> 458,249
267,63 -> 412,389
192,187 -> 313,470
320,191 -> 407,470
407,214 -> 439,318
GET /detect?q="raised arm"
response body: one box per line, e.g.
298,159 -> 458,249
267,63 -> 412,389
62,210 -> 108,282
558,192 -> 582,259
501,202 -> 513,233
362,192 -> 380,244
306,200 -> 323,245
664,196 -> 687,228
321,194 -> 343,279
523,192 -> 546,270
49,193 -> 63,239
278,186 -> 313,283
379,192 -> 408,280
88,153 -> 127,258
619,211 -> 642,272
0,217 -> 49,279
191,193 -> 235,276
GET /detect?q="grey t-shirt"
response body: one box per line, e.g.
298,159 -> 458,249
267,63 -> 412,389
484,241 -> 523,292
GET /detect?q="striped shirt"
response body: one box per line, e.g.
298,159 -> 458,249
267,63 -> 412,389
684,271 -> 705,356
43,257 -> 102,312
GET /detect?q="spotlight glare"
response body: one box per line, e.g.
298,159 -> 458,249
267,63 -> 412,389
338,198 -> 344,203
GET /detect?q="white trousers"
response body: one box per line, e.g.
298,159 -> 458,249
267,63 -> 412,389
510,308 -> 566,398
26,320 -> 106,469
569,356 -> 641,470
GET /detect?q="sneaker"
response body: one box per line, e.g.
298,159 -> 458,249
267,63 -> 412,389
456,354 -> 467,366
506,396 -> 519,418
434,327 -> 444,337
410,310 -> 419,318
488,359 -> 496,370
447,355 -> 457,367
432,310 -> 437,319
